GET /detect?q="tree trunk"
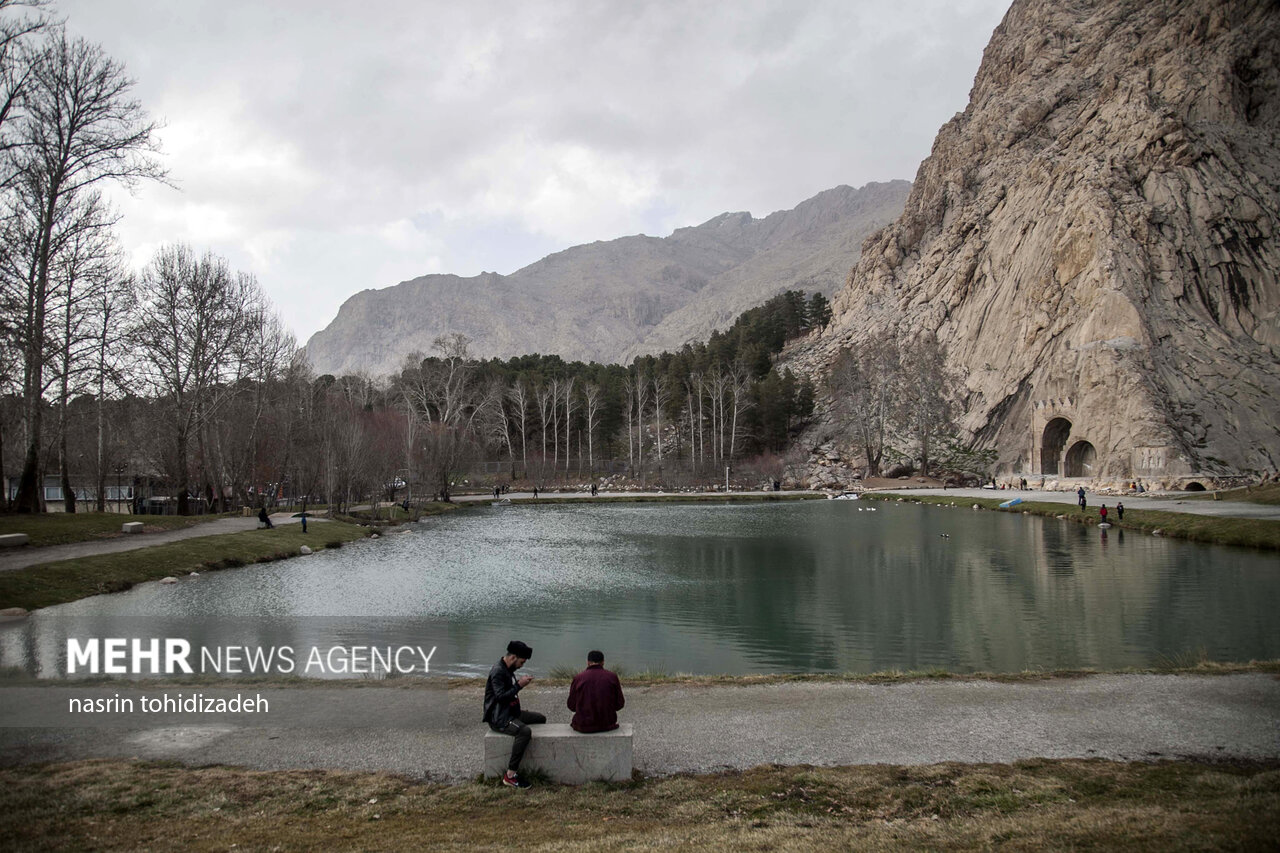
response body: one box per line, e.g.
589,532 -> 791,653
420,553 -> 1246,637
95,372 -> 106,512
176,428 -> 190,516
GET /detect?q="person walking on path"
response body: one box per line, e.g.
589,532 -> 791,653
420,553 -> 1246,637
1077,487 -> 1087,513
568,650 -> 625,733
1117,502 -> 1125,521
483,640 -> 544,789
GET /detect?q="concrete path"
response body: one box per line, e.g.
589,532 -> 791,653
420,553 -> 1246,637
457,487 -> 1280,520
890,487 -> 1280,520
0,513 -> 324,573
1,675 -> 1275,782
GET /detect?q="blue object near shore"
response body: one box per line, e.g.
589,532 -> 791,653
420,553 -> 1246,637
998,498 -> 1023,508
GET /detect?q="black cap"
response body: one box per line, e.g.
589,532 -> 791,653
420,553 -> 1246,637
507,640 -> 533,659
587,650 -> 604,663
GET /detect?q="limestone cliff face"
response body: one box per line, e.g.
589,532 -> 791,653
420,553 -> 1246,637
304,182 -> 908,376
793,0 -> 1280,483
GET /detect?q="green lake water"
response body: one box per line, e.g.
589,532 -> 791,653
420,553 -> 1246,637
2,500 -> 1277,677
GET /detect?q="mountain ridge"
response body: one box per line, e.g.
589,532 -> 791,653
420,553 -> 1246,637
303,180 -> 910,375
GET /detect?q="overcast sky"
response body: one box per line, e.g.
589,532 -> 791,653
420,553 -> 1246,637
56,0 -> 1010,342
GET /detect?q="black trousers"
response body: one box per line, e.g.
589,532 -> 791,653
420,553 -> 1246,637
492,710 -> 546,771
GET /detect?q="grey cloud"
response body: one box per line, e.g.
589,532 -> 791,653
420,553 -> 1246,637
57,0 -> 1011,339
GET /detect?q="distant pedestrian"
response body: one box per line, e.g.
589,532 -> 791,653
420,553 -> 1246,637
300,511 -> 307,534
1100,504 -> 1108,523
1116,502 -> 1125,521
1077,486 -> 1087,512
257,506 -> 274,529
533,486 -> 539,499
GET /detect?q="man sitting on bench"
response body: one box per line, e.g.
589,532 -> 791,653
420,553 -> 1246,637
568,649 -> 625,733
484,640 -> 544,788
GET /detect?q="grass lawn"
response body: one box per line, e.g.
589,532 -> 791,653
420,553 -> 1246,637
0,512 -> 226,548
0,521 -> 371,611
866,494 -> 1280,550
1,758 -> 1275,851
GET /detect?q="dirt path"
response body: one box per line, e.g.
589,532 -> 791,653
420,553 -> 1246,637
0,513 -> 324,573
2,675 -> 1275,782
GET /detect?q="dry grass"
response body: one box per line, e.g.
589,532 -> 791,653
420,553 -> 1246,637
0,758 -> 1276,851
0,512 -> 224,547
0,521 -> 372,611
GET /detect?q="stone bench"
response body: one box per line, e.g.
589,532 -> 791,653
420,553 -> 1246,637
484,723 -> 633,784
121,522 -> 145,534
0,533 -> 29,547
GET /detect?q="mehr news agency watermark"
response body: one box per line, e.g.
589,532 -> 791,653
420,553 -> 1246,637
55,637 -> 438,720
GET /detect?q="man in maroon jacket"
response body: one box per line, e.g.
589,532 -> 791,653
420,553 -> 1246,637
567,650 -> 625,733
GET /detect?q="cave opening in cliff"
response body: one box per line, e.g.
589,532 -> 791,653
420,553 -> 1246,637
1065,440 -> 1097,478
1041,418 -> 1072,475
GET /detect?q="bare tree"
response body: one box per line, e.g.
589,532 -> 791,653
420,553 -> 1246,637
652,373 -> 670,468
7,32 -> 163,512
507,378 -> 530,476
828,330 -> 902,477
535,380 -> 553,483
132,245 -> 256,515
484,377 -> 516,478
88,262 -> 134,511
583,382 -> 602,475
561,375 -> 576,475
621,374 -> 635,470
0,1 -> 50,179
46,194 -> 118,511
727,364 -> 752,462
897,332 -> 958,477
633,368 -> 649,469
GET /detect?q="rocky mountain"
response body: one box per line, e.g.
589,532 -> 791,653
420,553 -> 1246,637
790,0 -> 1280,486
303,181 -> 909,376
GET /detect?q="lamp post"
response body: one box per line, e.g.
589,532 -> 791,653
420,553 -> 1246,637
113,462 -> 126,515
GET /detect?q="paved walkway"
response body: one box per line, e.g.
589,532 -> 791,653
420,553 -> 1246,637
0,513 -> 323,573
457,487 -> 1280,520
1,675 -> 1275,782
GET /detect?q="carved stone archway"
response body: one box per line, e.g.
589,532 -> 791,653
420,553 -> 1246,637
1040,418 -> 1072,475
1064,440 -> 1097,478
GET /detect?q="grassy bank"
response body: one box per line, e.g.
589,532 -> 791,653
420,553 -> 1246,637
2,757 -> 1275,850
866,493 -> 1280,550
516,492 -> 825,506
0,512 -> 228,548
0,522 -> 371,611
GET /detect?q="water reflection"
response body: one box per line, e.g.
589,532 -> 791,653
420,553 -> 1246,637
2,501 -> 1277,677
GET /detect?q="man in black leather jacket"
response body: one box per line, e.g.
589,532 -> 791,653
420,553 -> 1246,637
484,640 -> 545,788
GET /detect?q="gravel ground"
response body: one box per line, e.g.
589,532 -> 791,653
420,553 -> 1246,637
2,675 -> 1276,782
